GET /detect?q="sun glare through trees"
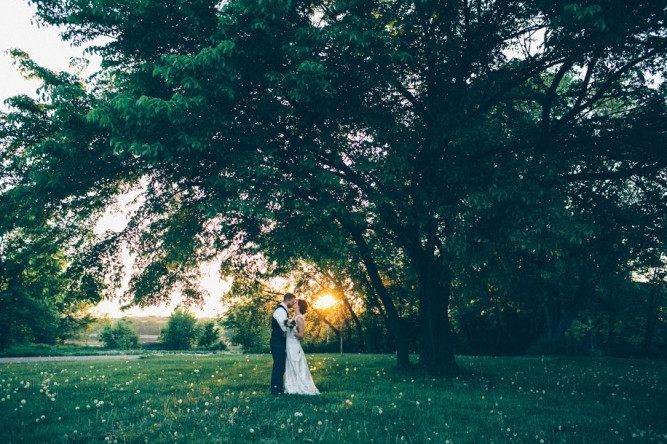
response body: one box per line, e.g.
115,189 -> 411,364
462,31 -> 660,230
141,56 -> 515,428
313,293 -> 337,310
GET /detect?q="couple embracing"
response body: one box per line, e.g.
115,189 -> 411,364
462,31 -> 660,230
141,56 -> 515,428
270,293 -> 320,396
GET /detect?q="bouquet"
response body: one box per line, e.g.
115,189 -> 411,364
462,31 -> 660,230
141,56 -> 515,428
284,317 -> 297,333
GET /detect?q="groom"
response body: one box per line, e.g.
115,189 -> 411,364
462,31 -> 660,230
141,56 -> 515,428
270,293 -> 296,395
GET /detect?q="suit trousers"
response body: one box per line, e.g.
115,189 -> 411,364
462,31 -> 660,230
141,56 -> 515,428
270,336 -> 286,394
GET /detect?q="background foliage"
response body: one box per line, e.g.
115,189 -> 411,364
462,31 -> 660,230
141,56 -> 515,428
0,0 -> 665,365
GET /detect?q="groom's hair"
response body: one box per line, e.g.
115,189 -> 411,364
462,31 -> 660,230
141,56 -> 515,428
283,293 -> 296,302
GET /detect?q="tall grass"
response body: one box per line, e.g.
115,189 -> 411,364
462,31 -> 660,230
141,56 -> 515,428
0,354 -> 664,443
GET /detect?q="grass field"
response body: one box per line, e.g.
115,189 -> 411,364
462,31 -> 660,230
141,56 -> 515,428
0,343 -> 224,358
0,353 -> 665,443
0,344 -> 144,358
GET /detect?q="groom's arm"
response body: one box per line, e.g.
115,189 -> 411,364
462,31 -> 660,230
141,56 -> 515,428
273,307 -> 288,332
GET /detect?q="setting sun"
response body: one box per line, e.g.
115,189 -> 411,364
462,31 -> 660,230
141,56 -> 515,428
314,293 -> 337,310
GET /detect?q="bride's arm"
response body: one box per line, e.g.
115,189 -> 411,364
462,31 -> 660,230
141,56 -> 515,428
294,317 -> 305,339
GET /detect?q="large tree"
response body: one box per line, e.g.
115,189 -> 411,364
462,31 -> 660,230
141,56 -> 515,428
0,52 -> 123,348
2,0 -> 664,371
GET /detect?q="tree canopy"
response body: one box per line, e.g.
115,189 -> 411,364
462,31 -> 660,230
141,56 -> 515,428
1,0 -> 665,369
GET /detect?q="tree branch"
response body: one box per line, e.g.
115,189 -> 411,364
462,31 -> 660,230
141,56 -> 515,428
311,307 -> 340,336
554,46 -> 665,132
541,58 -> 575,137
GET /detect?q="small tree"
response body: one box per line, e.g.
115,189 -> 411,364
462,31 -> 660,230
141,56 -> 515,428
221,300 -> 271,352
99,320 -> 139,349
197,320 -> 221,349
160,309 -> 198,350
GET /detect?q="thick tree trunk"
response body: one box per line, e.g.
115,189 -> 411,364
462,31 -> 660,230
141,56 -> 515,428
417,262 -> 458,374
403,219 -> 458,374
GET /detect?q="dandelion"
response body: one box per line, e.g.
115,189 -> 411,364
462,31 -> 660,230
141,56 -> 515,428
249,428 -> 254,433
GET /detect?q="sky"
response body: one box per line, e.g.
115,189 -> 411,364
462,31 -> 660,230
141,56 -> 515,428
91,188 -> 232,319
1,0 -> 231,318
0,0 -> 102,109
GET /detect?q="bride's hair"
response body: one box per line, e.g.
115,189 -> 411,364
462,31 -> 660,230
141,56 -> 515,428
297,300 -> 308,314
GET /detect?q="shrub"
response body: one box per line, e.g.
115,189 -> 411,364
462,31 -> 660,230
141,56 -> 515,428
198,320 -> 222,349
208,341 -> 227,351
221,300 -> 271,352
99,320 -> 139,349
160,309 -> 199,350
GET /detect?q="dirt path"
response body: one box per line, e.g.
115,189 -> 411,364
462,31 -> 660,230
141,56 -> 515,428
0,355 -> 143,364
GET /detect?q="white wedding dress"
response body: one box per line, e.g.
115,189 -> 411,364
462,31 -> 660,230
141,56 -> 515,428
284,315 -> 320,395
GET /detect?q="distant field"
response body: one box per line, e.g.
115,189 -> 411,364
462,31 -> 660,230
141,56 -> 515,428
0,354 -> 665,443
63,316 -> 223,347
66,334 -> 160,347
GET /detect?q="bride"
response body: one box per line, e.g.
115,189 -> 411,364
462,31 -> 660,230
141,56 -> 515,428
284,300 -> 320,395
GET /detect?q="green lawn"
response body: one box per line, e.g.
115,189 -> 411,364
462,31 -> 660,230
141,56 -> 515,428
0,354 -> 664,443
0,344 -> 142,358
0,343 -> 219,358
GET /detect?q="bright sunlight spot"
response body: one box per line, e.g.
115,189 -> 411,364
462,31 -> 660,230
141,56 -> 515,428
314,293 -> 337,310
